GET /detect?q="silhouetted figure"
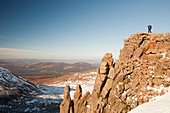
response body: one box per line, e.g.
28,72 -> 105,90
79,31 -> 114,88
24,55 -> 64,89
148,25 -> 152,33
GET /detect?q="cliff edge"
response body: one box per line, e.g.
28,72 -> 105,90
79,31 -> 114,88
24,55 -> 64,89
60,32 -> 170,113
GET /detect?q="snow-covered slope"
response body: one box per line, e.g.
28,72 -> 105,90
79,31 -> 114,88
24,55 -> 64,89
129,87 -> 170,113
0,67 -> 63,113
0,67 -> 39,96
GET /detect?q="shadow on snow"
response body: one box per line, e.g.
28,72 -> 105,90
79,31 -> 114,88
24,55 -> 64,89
0,85 -> 75,113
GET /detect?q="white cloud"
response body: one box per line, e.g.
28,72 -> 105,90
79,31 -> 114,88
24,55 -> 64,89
0,48 -> 58,59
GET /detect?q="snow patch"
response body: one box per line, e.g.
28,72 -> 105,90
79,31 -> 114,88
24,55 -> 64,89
129,87 -> 170,113
53,78 -> 95,100
147,85 -> 168,96
38,71 -> 96,100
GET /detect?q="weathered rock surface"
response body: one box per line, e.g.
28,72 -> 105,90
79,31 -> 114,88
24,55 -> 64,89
60,32 -> 170,113
60,85 -> 73,113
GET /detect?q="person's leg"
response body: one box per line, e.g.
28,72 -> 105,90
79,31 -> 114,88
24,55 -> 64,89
148,28 -> 151,33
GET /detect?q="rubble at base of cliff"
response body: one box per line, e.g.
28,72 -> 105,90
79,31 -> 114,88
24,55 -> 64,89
60,32 -> 170,113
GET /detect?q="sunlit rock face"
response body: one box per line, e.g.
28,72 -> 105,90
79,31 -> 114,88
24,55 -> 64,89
60,32 -> 170,113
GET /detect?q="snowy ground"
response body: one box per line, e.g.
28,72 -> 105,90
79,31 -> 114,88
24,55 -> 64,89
39,71 -> 97,100
2,66 -> 170,113
129,87 -> 170,113
38,71 -> 170,113
0,67 -> 62,113
0,67 -> 97,113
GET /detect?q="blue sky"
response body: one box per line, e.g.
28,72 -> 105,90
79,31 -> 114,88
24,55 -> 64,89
0,0 -> 170,59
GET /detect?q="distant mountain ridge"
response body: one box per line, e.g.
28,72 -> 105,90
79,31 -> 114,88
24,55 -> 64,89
0,61 -> 98,76
32,62 -> 95,68
26,62 -> 97,75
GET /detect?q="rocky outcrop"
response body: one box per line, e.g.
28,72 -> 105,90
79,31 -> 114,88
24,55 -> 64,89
60,32 -> 170,113
60,85 -> 73,113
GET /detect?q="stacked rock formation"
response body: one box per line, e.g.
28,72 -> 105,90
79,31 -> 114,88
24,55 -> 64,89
60,85 -> 73,113
60,32 -> 170,113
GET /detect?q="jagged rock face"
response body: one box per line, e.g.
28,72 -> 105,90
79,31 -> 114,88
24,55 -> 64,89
60,32 -> 170,113
0,67 -> 39,97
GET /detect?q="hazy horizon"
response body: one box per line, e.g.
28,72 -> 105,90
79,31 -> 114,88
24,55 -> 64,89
1,0 -> 170,60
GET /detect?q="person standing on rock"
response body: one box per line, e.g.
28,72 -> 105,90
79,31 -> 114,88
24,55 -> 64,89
148,25 -> 152,33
